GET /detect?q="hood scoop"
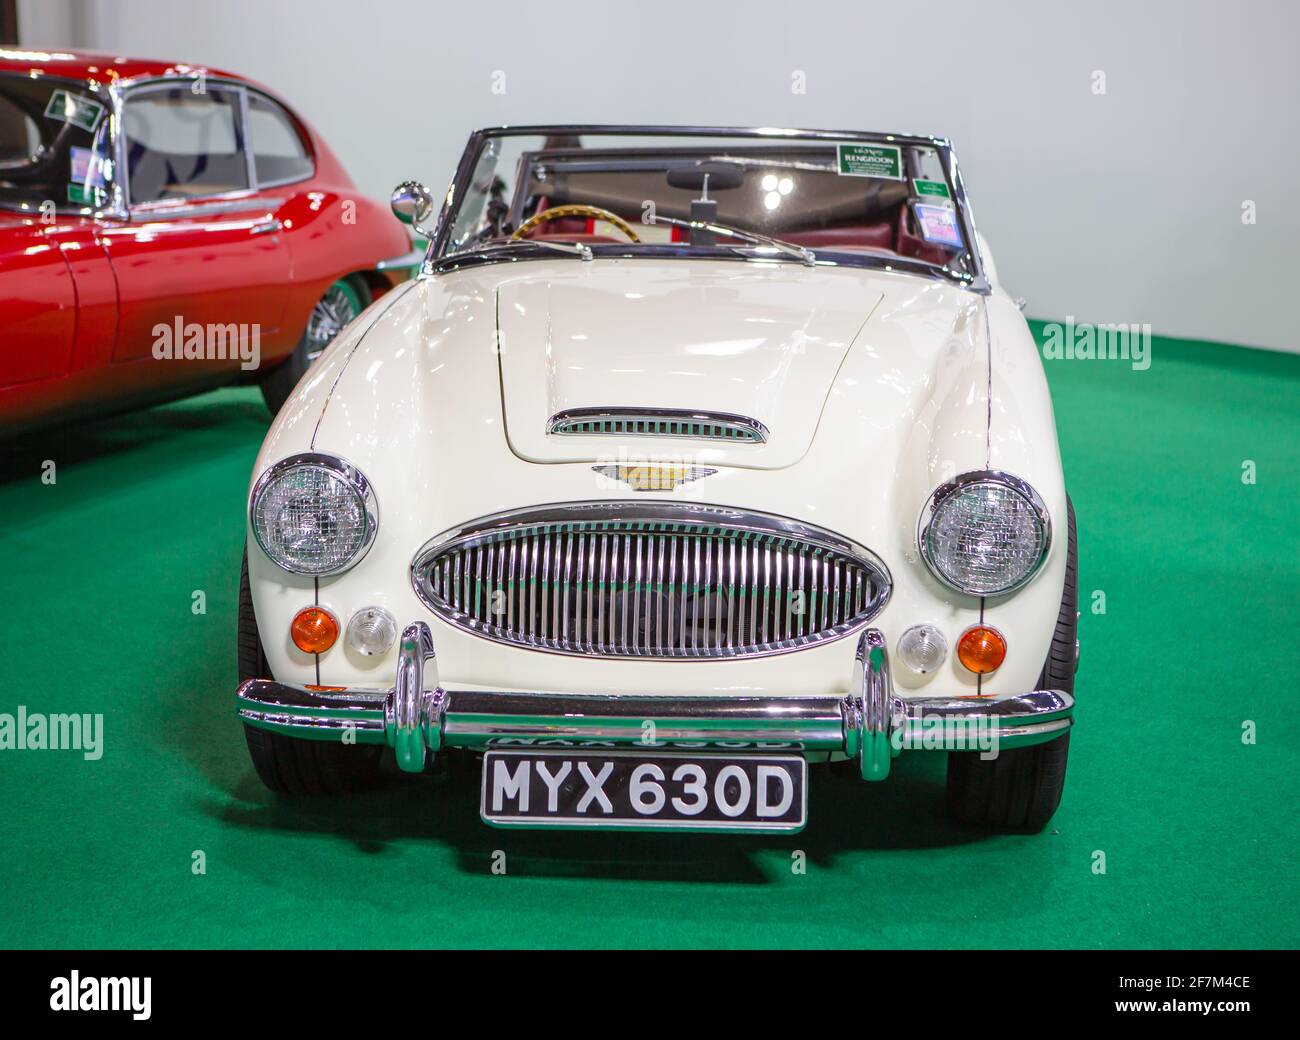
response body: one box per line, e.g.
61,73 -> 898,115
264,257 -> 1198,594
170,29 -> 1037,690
496,263 -> 881,471
548,407 -> 769,444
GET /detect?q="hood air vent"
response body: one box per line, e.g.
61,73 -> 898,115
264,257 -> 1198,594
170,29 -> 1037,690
547,408 -> 768,444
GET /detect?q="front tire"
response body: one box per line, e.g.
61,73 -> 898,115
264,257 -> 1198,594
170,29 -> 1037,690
238,550 -> 384,795
259,275 -> 371,415
945,496 -> 1077,831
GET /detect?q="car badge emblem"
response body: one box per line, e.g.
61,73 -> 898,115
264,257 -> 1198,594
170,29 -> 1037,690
591,464 -> 718,492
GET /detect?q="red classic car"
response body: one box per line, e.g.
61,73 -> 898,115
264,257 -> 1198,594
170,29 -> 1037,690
0,48 -> 419,433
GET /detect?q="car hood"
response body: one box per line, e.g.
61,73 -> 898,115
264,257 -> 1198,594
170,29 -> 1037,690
496,262 -> 882,469
293,259 -> 993,548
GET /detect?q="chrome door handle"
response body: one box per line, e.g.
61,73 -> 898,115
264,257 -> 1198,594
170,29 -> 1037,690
250,217 -> 283,236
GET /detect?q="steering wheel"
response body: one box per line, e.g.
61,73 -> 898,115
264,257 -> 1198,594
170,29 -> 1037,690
511,204 -> 641,243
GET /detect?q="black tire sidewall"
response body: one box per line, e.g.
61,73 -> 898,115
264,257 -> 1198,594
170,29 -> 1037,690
259,275 -> 373,415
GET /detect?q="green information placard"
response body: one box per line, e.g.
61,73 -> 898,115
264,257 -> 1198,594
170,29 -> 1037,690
44,89 -> 105,134
912,178 -> 951,199
66,182 -> 105,207
836,143 -> 903,180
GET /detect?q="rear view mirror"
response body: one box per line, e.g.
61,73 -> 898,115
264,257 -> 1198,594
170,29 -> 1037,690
666,162 -> 744,193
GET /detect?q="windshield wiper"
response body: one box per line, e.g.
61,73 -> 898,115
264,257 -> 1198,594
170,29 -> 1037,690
649,215 -> 816,266
455,238 -> 593,261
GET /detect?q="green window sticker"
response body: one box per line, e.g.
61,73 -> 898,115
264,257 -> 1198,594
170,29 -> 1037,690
67,182 -> 105,207
44,89 -> 105,134
912,178 -> 951,200
836,143 -> 903,180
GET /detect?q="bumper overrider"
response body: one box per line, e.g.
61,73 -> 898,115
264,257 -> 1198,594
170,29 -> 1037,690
235,623 -> 1074,780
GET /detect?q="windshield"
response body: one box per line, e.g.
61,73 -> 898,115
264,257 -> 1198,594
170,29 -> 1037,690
436,128 -> 979,283
0,74 -> 115,213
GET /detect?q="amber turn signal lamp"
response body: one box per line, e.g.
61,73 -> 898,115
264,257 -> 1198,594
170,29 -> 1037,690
291,606 -> 339,654
957,625 -> 1007,674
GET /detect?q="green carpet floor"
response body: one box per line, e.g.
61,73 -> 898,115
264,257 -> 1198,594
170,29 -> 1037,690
1,327 -> 1296,949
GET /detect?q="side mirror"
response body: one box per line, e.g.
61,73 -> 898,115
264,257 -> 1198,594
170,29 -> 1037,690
391,180 -> 433,229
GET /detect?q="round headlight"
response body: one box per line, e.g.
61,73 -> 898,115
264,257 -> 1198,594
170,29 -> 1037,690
918,471 -> 1050,595
250,453 -> 377,575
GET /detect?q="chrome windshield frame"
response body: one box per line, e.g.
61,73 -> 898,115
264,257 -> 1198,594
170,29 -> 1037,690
421,124 -> 989,292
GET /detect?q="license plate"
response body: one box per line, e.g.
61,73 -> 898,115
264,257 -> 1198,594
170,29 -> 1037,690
480,750 -> 807,832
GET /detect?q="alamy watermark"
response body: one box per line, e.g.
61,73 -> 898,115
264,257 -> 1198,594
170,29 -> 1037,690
50,972 -> 150,1020
0,706 -> 103,760
891,706 -> 1002,759
151,316 -> 261,370
1040,316 -> 1151,370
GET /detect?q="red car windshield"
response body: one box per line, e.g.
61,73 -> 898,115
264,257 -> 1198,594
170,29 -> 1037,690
0,74 -> 113,213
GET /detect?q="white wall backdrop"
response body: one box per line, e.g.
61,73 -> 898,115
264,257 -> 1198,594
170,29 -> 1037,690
17,0 -> 1299,352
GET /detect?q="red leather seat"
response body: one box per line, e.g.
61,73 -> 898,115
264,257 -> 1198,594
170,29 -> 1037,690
529,233 -> 625,244
784,224 -> 894,250
895,206 -> 951,265
530,216 -> 588,235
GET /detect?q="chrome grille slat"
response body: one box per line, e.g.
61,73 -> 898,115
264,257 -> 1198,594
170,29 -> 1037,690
504,539 -> 513,631
632,534 -> 643,656
602,533 -> 612,654
677,534 -> 689,653
822,556 -> 831,632
760,544 -> 770,646
575,531 -> 586,651
473,546 -> 482,621
619,534 -> 629,654
414,505 -> 890,660
477,543 -> 487,623
717,536 -> 728,651
561,531 -> 572,642
781,545 -> 790,641
587,530 -> 597,651
701,533 -> 711,653
749,538 -> 759,648
664,532 -> 674,654
462,547 -> 470,617
539,532 -> 550,642
687,534 -> 699,654
493,542 -> 501,621
528,532 -> 538,641
725,538 -> 736,650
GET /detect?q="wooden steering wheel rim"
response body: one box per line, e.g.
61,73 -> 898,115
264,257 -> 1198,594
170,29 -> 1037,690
511,204 -> 641,243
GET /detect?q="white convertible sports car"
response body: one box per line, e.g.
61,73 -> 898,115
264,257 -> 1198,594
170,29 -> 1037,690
235,125 -> 1078,833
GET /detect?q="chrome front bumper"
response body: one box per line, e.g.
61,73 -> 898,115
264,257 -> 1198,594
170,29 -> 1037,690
234,624 -> 1074,781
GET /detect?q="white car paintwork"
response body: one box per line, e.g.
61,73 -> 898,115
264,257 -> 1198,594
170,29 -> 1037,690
248,249 -> 1066,704
498,264 -> 882,469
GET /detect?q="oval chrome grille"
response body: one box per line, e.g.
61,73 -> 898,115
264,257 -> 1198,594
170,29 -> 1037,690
412,503 -> 891,659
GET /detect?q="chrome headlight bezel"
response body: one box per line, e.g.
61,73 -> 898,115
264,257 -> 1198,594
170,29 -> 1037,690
917,470 -> 1051,596
249,452 -> 378,576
